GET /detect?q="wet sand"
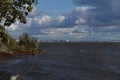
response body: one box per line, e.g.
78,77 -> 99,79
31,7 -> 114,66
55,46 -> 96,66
0,42 -> 120,80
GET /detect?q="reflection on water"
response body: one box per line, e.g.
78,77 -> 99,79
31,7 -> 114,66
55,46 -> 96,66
0,42 -> 120,80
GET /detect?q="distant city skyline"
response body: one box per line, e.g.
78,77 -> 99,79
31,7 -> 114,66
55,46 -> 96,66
7,0 -> 120,42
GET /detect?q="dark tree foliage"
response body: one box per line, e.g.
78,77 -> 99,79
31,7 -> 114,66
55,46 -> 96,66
0,0 -> 38,27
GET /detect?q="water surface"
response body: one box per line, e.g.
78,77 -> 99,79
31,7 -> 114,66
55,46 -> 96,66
0,42 -> 120,80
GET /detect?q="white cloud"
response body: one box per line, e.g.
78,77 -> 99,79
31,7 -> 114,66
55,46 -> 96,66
7,24 -> 18,31
106,26 -> 117,29
26,18 -> 33,27
57,15 -> 65,22
76,6 -> 96,12
38,15 -> 51,25
75,18 -> 87,24
71,33 -> 85,39
28,7 -> 41,18
41,28 -> 72,35
32,35 -> 42,38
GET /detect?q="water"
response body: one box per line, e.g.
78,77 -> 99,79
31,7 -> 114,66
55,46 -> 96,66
0,42 -> 120,80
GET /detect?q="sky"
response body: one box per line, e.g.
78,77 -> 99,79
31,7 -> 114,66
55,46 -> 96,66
6,0 -> 120,42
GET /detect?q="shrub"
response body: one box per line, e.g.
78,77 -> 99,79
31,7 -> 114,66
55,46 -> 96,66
18,33 -> 39,50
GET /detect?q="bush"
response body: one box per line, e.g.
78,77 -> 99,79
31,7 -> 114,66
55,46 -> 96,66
7,36 -> 19,50
0,31 -> 40,54
19,33 -> 39,50
0,29 -> 19,50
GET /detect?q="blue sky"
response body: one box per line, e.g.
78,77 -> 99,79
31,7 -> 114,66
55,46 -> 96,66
37,0 -> 75,17
7,0 -> 120,42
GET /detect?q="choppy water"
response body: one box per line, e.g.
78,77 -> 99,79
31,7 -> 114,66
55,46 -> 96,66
0,42 -> 120,80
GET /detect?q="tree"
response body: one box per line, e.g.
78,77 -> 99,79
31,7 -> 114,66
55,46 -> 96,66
0,1 -> 40,54
0,27 -> 9,44
0,0 -> 38,27
19,33 -> 39,50
19,33 -> 31,50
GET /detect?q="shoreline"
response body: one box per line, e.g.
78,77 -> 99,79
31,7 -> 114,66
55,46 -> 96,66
0,49 -> 46,58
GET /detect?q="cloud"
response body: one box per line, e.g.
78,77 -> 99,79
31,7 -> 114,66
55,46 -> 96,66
38,15 -> 51,25
75,18 -> 87,24
76,6 -> 96,12
72,0 -> 120,26
28,7 -> 41,18
6,0 -> 120,41
57,15 -> 65,22
6,24 -> 18,31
